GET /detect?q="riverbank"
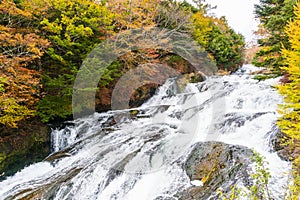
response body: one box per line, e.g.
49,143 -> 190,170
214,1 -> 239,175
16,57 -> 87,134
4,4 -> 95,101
0,118 -> 50,179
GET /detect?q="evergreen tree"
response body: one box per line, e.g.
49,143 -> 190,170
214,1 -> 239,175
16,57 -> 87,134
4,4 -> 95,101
192,13 -> 245,71
253,0 -> 297,75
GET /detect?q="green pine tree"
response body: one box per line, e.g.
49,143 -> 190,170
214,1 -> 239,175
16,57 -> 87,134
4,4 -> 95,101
253,0 -> 297,75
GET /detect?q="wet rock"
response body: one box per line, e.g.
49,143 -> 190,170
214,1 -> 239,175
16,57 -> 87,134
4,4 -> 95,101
177,142 -> 253,200
102,116 -> 117,127
10,167 -> 83,200
216,69 -> 231,76
190,72 -> 206,83
129,84 -> 158,108
269,126 -> 300,162
57,122 -> 76,130
154,196 -> 177,200
45,148 -> 72,162
129,109 -> 139,116
176,72 -> 205,92
214,112 -> 270,134
249,68 -> 272,75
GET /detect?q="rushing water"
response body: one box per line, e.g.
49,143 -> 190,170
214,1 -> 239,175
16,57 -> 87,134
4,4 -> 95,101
0,65 -> 290,199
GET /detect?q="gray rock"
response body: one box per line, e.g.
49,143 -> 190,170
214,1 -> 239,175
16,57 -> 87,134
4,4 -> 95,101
177,141 -> 253,200
269,125 -> 300,162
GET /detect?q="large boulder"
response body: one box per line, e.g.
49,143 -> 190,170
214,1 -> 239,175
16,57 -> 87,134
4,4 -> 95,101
269,126 -> 300,174
269,125 -> 300,161
177,142 -> 253,200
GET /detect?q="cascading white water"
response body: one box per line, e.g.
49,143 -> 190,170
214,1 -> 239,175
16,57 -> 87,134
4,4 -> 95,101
0,65 -> 290,200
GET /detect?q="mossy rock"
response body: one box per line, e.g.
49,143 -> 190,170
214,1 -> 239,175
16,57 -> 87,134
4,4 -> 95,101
176,72 -> 206,92
177,142 -> 253,199
129,109 -> 139,116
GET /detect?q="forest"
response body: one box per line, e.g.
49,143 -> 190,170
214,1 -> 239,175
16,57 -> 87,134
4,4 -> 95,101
0,0 -> 244,126
0,0 -> 299,199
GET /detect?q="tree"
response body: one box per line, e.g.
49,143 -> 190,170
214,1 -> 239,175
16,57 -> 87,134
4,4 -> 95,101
253,0 -> 297,75
0,0 -> 49,127
191,0 -> 216,14
36,0 -> 113,122
155,0 -> 193,32
277,2 -> 300,140
191,12 -> 245,71
191,11 -> 213,47
277,4 -> 300,196
107,0 -> 159,31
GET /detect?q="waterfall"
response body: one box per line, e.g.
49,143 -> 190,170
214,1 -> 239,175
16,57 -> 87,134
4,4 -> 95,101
0,65 -> 290,200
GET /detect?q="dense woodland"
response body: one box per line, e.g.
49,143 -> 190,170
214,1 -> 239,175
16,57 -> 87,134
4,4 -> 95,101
0,0 -> 244,127
0,0 -> 300,198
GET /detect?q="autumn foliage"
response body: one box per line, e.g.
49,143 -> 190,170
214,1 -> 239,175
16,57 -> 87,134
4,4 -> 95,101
0,0 -> 245,127
0,0 -> 49,127
277,2 -> 300,140
275,3 -> 300,198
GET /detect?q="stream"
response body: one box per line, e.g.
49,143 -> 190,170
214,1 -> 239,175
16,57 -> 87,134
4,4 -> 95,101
0,64 -> 290,200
